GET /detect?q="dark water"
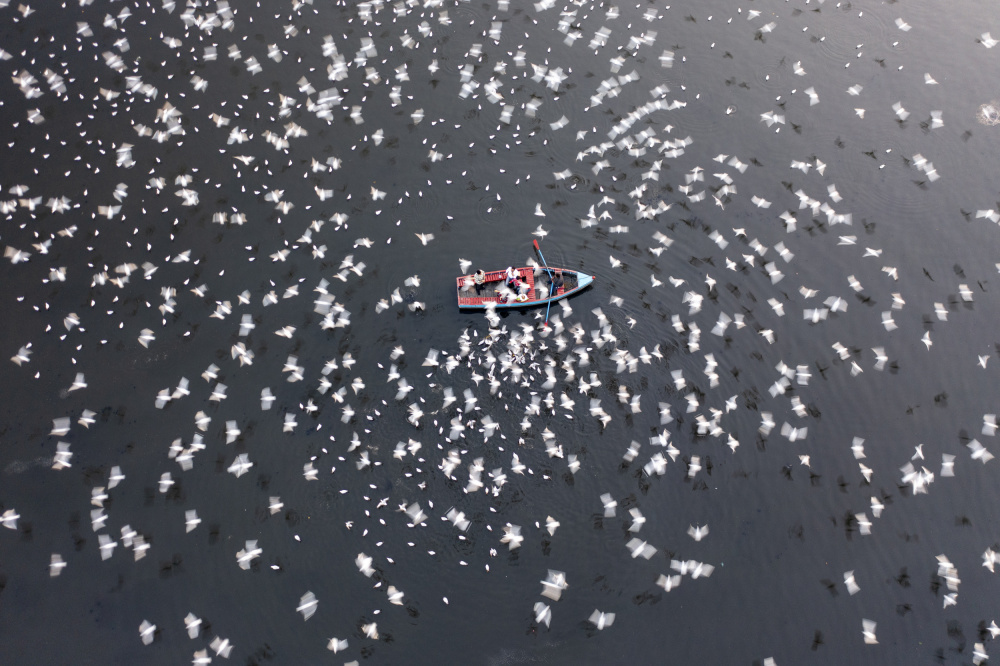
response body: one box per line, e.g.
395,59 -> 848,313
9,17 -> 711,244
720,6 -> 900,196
2,0 -> 1000,663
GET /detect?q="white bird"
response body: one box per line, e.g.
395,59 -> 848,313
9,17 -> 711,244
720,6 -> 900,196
501,523 -> 523,550
628,508 -> 646,532
984,548 -> 999,573
969,439 -> 994,463
185,510 -> 201,533
445,508 -> 471,531
539,569 -> 569,600
872,348 -> 888,371
599,493 -> 617,517
356,552 -> 375,577
657,573 -> 682,592
260,388 -> 276,410
328,637 -> 349,653
139,620 -> 156,645
227,454 -> 253,478
11,345 -> 32,365
687,524 -> 710,541
49,553 -> 67,577
184,613 -> 202,639
545,516 -> 560,536
533,602 -> 552,628
210,636 -> 233,658
626,538 -> 656,560
236,540 -> 262,570
50,417 -> 71,438
69,373 -> 87,392
862,619 -> 878,644
386,585 -> 404,606
225,420 -> 241,444
855,513 -> 873,535
296,591 -> 318,620
98,533 -> 117,559
844,570 -> 861,595
589,610 -> 616,630
403,499 -> 428,527
395,379 -> 413,401
1,509 -> 19,530
101,468 -> 124,492
688,561 -> 715,579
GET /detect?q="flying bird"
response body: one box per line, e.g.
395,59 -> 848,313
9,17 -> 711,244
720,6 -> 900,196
589,610 -> 616,630
296,591 -> 318,620
139,620 -> 156,646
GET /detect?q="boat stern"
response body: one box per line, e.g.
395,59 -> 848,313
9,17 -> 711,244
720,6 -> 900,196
577,273 -> 595,289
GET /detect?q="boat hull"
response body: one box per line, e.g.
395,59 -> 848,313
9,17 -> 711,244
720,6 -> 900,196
456,267 -> 594,310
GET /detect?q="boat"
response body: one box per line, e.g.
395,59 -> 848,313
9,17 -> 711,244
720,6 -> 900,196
456,267 -> 595,309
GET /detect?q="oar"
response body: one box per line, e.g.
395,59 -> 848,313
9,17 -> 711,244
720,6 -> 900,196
533,239 -> 551,272
533,240 -> 555,328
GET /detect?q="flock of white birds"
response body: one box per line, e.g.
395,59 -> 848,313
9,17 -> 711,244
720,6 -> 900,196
2,0 -> 1000,663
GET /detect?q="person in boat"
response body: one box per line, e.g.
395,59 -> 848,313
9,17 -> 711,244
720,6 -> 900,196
512,278 -> 529,301
473,269 -> 486,294
551,271 -> 564,292
504,266 -> 518,288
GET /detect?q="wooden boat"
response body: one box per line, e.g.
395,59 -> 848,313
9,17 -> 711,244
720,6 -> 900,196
456,267 -> 595,310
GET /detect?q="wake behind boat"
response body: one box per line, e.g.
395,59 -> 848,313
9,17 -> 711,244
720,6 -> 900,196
456,267 -> 595,310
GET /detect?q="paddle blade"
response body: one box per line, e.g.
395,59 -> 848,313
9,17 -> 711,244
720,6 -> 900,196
533,239 -> 540,251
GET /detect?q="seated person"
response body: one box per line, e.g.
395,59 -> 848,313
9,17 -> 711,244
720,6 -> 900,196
512,280 -> 529,301
505,266 -> 518,288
